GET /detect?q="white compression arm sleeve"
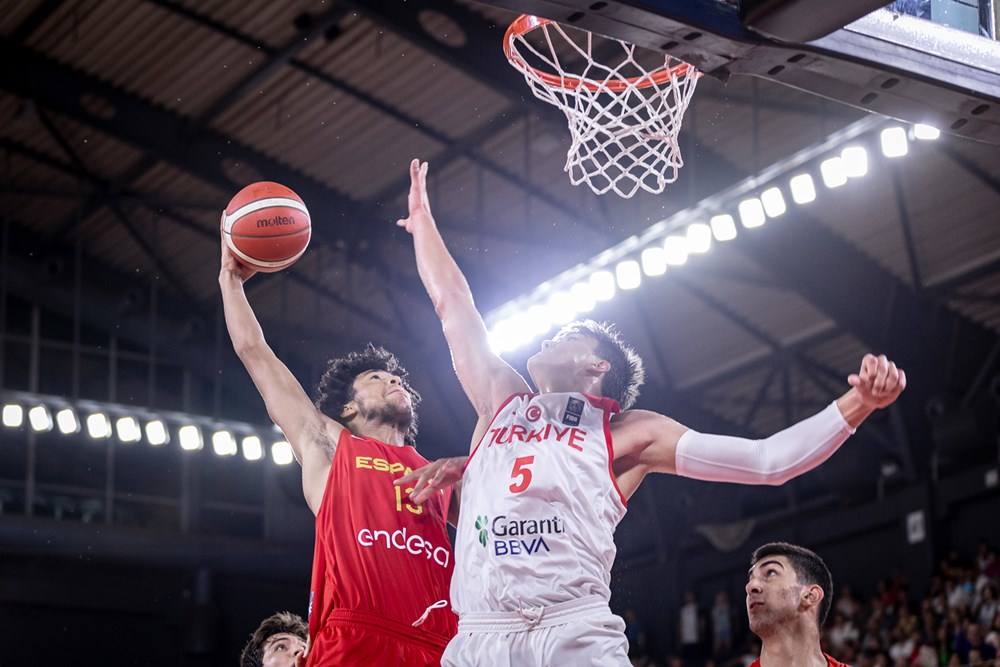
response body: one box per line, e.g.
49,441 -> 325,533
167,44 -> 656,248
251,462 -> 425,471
674,401 -> 856,486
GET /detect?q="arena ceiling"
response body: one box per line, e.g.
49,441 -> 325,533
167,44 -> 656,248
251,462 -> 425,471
1,0 -> 999,521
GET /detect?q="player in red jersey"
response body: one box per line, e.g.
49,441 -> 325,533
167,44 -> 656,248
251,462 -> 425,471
746,542 -> 850,667
219,232 -> 457,666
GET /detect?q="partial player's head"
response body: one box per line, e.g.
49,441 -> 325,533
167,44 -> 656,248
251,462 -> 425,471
240,611 -> 307,667
526,320 -> 644,409
746,542 -> 833,638
315,344 -> 421,444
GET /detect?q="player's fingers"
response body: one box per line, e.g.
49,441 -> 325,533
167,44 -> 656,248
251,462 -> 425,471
394,468 -> 423,486
848,374 -> 861,387
898,369 -> 907,392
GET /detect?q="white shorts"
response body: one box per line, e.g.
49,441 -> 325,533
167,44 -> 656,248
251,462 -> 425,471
441,595 -> 629,667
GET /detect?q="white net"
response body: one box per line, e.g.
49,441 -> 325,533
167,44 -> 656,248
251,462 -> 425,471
506,18 -> 699,199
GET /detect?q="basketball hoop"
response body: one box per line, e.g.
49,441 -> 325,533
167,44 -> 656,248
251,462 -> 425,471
504,15 -> 700,199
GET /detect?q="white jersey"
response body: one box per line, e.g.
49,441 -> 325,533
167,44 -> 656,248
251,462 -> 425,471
452,391 -> 627,615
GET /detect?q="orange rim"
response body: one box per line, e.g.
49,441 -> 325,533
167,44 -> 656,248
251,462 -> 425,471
503,14 -> 696,94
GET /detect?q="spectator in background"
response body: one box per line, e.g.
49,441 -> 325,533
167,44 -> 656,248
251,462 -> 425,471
836,585 -> 859,620
240,611 -> 308,667
956,621 -> 998,665
948,578 -> 971,611
712,591 -> 734,658
979,584 -> 999,629
624,608 -> 649,658
828,612 -> 860,655
678,591 -> 702,665
986,609 -> 1000,651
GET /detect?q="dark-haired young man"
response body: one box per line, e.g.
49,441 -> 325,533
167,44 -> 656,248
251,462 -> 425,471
394,159 -> 906,665
746,543 -> 849,667
240,611 -> 307,667
219,231 -> 456,666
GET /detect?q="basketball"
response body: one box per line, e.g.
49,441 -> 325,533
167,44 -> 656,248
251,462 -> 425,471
222,181 -> 311,273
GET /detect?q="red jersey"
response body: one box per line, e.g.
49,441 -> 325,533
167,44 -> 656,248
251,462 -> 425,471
305,430 -> 457,664
750,654 -> 849,667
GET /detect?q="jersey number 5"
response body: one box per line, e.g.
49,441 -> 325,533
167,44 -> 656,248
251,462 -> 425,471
509,455 -> 535,493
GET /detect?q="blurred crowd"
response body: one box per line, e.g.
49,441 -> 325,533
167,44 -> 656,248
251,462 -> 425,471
627,541 -> 1000,667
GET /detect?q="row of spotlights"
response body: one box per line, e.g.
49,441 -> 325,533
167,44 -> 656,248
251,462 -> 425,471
488,123 -> 938,354
2,402 -> 295,465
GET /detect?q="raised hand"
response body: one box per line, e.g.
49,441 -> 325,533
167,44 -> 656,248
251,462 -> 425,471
219,211 -> 257,283
393,456 -> 466,505
848,353 -> 906,410
396,159 -> 433,235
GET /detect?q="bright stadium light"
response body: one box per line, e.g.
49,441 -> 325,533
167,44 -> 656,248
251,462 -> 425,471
880,126 -> 908,157
686,223 -> 712,254
272,440 -> 294,465
615,260 -> 641,290
590,270 -> 616,301
641,247 -> 667,276
212,430 -> 237,456
760,187 -> 787,217
115,416 -> 142,443
820,157 -> 848,188
178,425 -> 203,451
841,145 -> 868,178
710,214 -> 737,242
56,408 -> 80,435
86,413 -> 112,439
2,404 -> 23,428
525,304 -> 552,338
242,435 -> 263,462
738,198 -> 766,228
663,235 -> 688,266
145,420 -> 169,446
547,290 -> 576,325
569,281 -> 596,313
789,173 -> 816,204
28,405 -> 53,433
913,123 -> 940,140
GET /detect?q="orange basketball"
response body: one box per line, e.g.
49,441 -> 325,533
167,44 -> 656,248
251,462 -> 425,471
223,181 -> 311,273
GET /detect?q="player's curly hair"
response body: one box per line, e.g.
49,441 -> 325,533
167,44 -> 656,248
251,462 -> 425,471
315,343 -> 421,444
239,611 -> 307,667
560,320 -> 645,410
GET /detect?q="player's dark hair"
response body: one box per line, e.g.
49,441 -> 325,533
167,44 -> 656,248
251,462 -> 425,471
239,611 -> 307,667
560,320 -> 645,410
751,542 -> 834,627
315,343 -> 421,444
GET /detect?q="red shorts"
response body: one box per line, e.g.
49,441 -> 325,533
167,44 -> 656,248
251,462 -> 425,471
306,609 -> 450,667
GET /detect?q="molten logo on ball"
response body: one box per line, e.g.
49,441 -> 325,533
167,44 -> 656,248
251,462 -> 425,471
256,215 -> 297,227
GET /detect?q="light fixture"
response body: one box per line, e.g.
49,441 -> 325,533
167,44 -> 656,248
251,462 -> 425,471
820,157 -> 848,187
2,404 -> 23,428
641,247 -> 667,276
56,408 -> 80,435
710,214 -> 737,242
242,436 -> 263,461
590,270 -> 616,301
789,173 -> 816,204
760,187 -> 787,217
841,145 -> 868,178
686,223 -> 712,254
212,430 -> 237,456
272,440 -> 295,465
615,260 -> 641,290
568,281 -> 596,314
738,198 -> 766,228
145,419 -> 169,446
913,123 -> 940,140
86,413 -> 112,439
546,290 -> 576,325
28,405 -> 53,432
524,304 -> 552,338
178,425 -> 203,451
115,416 -> 142,443
880,126 -> 908,158
663,235 -> 688,266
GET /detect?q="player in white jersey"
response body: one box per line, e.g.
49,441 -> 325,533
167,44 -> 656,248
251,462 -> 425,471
394,159 -> 907,666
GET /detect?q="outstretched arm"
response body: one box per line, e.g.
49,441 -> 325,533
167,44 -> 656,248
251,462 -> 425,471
398,159 -> 530,426
219,228 -> 341,514
614,354 -> 906,496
